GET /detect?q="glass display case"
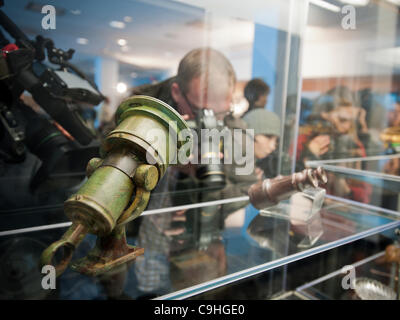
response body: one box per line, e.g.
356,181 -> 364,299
296,249 -> 399,300
1,191 -> 399,300
1,0 -> 400,301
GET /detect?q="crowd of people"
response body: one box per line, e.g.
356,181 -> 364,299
94,47 -> 398,298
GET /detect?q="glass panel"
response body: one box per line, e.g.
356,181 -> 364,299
296,0 -> 400,170
297,247 -> 399,300
189,227 -> 398,300
0,0 -> 307,232
2,0 -> 400,301
0,197 -> 398,300
307,154 -> 400,212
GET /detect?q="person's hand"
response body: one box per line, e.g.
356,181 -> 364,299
308,135 -> 331,157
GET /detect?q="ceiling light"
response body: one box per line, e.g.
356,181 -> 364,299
309,0 -> 341,12
109,21 -> 125,29
70,9 -> 81,15
338,0 -> 369,6
116,82 -> 127,94
123,16 -> 133,23
117,39 -> 127,46
76,37 -> 88,45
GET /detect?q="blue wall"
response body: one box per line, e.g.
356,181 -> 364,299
251,23 -> 279,112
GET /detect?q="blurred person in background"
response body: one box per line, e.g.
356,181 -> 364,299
242,78 -> 281,178
388,99 -> 400,127
295,86 -> 373,204
321,86 -> 368,137
243,108 -> 280,179
242,78 -> 270,118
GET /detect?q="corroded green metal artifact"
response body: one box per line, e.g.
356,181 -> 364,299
40,95 -> 192,277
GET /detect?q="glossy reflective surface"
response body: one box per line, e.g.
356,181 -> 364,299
297,250 -> 400,300
0,197 -> 398,300
307,154 -> 400,213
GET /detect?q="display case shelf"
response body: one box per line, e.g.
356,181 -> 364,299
157,199 -> 400,299
307,154 -> 400,189
306,154 -> 400,213
1,195 -> 399,300
296,250 -> 398,300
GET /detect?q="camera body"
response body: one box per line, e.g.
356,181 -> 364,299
171,108 -> 228,253
188,108 -> 227,188
0,7 -> 104,191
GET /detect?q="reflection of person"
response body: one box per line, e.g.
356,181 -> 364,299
388,101 -> 400,127
243,78 -> 270,117
130,47 -> 258,297
295,133 -> 332,170
315,87 -> 369,167
295,86 -> 373,204
320,86 -> 368,139
243,109 -> 280,179
300,86 -> 370,161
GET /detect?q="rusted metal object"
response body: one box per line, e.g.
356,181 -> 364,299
38,223 -> 88,277
71,225 -> 144,277
248,167 -> 328,210
40,96 -> 192,277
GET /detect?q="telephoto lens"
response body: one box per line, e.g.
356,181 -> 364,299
20,103 -> 94,192
24,116 -> 77,191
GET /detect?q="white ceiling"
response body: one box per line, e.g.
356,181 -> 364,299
2,0 -> 400,81
1,0 -> 259,79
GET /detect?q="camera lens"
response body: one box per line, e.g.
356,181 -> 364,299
195,109 -> 226,189
196,163 -> 225,188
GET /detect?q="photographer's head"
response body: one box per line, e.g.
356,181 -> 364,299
171,48 -> 236,120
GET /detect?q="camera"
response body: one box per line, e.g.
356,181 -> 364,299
189,108 -> 226,189
0,5 -> 104,192
171,108 -> 228,252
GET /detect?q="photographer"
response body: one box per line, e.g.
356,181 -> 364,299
127,47 -> 258,205
127,47 -> 258,297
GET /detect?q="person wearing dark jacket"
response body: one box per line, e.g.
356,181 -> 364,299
125,47 -> 259,297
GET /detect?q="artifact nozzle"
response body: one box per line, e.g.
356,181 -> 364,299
248,166 -> 328,210
40,223 -> 87,276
